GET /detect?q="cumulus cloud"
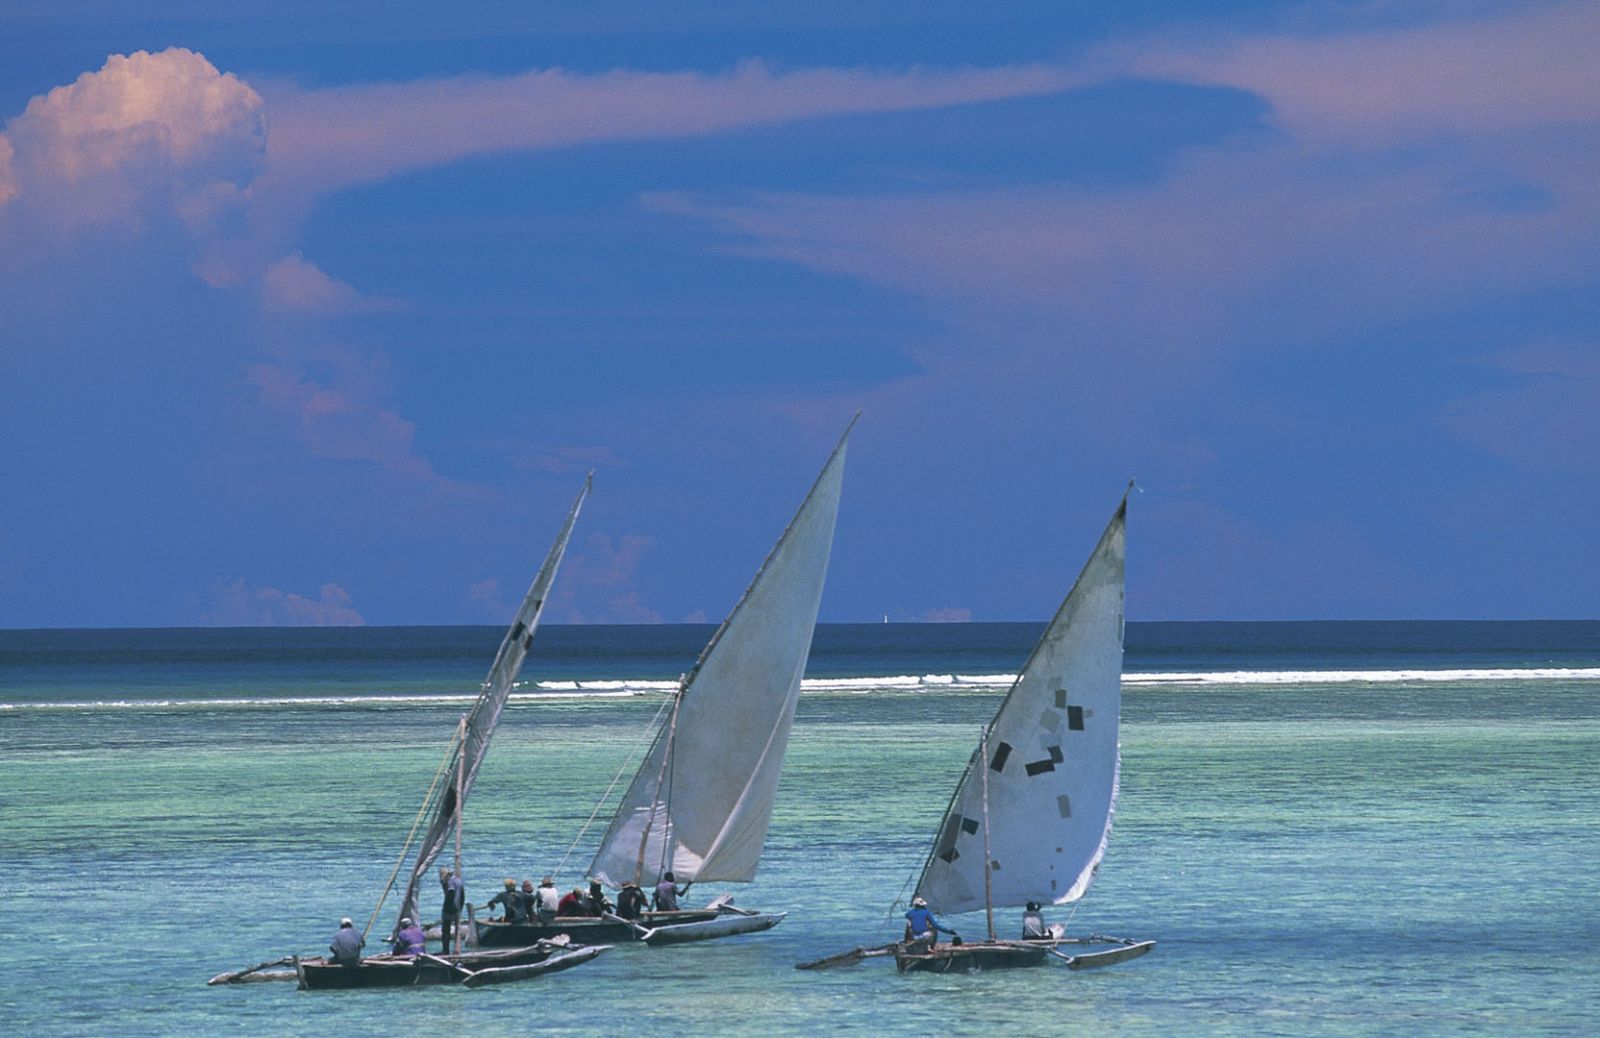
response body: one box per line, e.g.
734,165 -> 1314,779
0,48 -> 264,233
203,578 -> 364,626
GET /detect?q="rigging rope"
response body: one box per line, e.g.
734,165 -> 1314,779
551,689 -> 676,881
362,724 -> 462,941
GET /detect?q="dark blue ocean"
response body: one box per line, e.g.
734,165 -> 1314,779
3,621 -> 1598,1035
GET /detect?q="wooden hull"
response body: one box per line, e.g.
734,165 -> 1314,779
295,943 -> 588,990
894,942 -> 1049,973
641,911 -> 785,946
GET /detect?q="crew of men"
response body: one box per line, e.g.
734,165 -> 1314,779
481,875 -> 616,923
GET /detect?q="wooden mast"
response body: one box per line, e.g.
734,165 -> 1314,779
453,716 -> 466,954
980,726 -> 996,942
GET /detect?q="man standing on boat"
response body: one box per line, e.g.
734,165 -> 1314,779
653,871 -> 684,911
329,917 -> 364,965
903,897 -> 957,949
487,878 -> 524,922
438,867 -> 466,953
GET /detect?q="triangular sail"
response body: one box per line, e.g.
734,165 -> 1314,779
914,488 -> 1128,916
397,476 -> 591,924
588,421 -> 854,888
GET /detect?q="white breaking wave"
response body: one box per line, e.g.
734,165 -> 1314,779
5,667 -> 1599,713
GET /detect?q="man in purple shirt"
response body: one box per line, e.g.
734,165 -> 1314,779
391,917 -> 427,958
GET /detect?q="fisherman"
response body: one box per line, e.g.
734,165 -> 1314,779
903,896 -> 957,950
1021,901 -> 1049,941
439,867 -> 466,953
329,917 -> 364,966
586,879 -> 613,917
533,876 -> 562,924
557,886 -> 591,917
616,881 -> 648,920
653,871 -> 684,912
486,878 -> 524,923
518,879 -> 538,922
391,917 -> 427,958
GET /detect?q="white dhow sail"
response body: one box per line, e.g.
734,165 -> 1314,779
398,476 -> 591,924
589,422 -> 853,888
914,488 -> 1127,916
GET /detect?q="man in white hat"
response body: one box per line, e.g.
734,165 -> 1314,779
902,896 -> 957,950
329,917 -> 364,965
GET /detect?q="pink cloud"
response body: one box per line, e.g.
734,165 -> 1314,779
549,532 -> 665,623
257,60 -> 1092,204
203,578 -> 364,626
244,351 -> 482,504
0,48 -> 263,232
1124,2 -> 1600,145
262,251 -> 402,316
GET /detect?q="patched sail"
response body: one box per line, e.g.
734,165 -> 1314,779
914,489 -> 1127,916
398,476 -> 591,924
589,423 -> 852,888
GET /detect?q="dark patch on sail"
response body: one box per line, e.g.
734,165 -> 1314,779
440,786 -> 458,821
1055,688 -> 1067,709
936,816 -> 962,861
990,742 -> 1013,772
510,621 -> 526,644
961,817 -> 980,836
1048,745 -> 1063,763
938,848 -> 961,863
990,860 -> 1001,871
1057,795 -> 1072,818
1025,758 -> 1056,776
1038,709 -> 1061,733
1067,705 -> 1085,731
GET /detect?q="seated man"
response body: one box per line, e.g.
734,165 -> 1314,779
616,881 -> 648,920
533,877 -> 561,924
903,896 -> 957,949
557,886 -> 592,917
586,879 -> 613,917
1021,901 -> 1050,941
329,917 -> 364,965
391,917 -> 427,958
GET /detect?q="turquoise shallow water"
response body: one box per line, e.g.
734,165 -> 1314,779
3,623 -> 1599,1036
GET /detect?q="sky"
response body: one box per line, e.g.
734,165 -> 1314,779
1,1 -> 1596,628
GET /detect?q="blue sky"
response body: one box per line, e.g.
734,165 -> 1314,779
2,2 -> 1596,627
